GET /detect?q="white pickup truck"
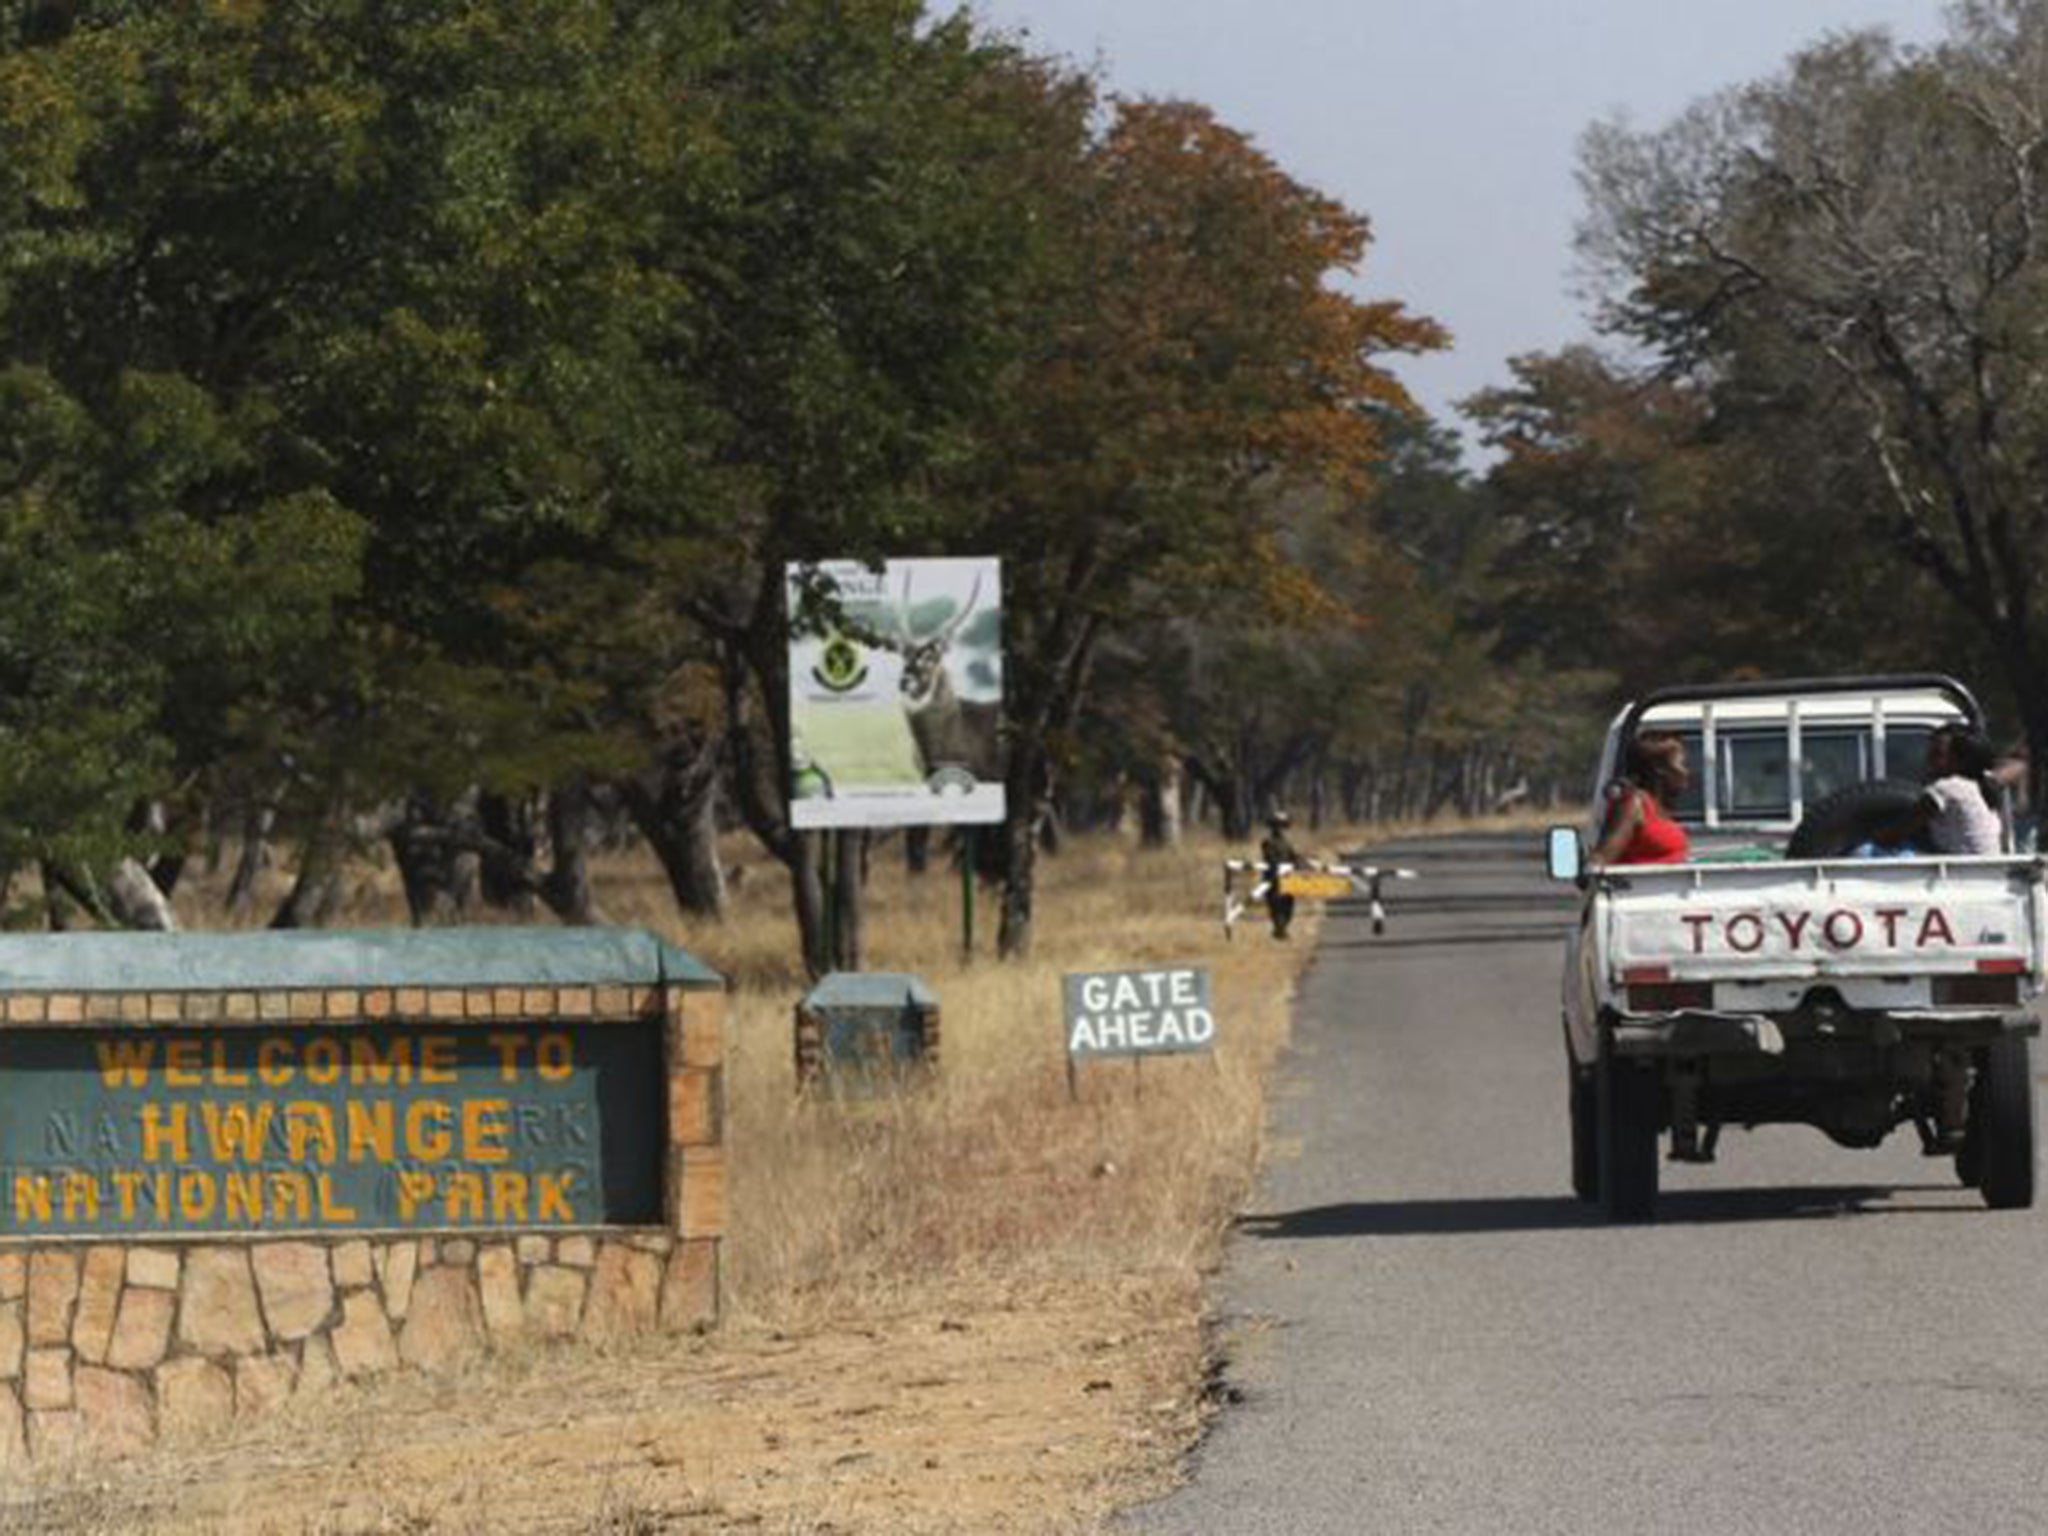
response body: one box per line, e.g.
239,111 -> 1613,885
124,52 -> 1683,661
1552,675 -> 2043,1221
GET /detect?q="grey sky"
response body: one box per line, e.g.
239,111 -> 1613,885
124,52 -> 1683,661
968,0 -> 1952,456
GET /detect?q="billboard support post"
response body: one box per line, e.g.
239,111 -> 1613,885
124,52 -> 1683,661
961,833 -> 976,959
820,832 -> 837,973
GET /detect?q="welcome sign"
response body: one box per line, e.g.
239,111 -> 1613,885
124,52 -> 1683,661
0,1022 -> 664,1236
1063,967 -> 1216,1059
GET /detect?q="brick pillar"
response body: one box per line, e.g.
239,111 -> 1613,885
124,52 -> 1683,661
663,986 -> 726,1326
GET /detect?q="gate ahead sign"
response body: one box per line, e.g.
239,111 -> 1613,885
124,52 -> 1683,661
1063,967 -> 1215,1058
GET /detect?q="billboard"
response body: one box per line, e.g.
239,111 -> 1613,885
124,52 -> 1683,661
787,559 -> 1005,829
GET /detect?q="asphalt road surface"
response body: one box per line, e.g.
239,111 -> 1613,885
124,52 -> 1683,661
1123,831 -> 2048,1535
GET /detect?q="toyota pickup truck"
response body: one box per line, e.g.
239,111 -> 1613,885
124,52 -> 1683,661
1551,674 -> 2043,1221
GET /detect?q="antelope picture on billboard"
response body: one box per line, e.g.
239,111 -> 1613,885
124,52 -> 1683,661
787,559 -> 1005,828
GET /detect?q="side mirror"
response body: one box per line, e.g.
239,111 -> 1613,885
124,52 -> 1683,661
1545,826 -> 1583,883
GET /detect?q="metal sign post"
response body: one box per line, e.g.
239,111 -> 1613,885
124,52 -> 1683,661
819,832 -> 837,970
1062,966 -> 1216,1104
961,833 -> 976,959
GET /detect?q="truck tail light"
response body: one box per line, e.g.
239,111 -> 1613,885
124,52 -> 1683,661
1627,981 -> 1713,1012
1934,974 -> 2020,1007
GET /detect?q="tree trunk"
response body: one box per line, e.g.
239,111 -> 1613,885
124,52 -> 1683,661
1992,638 -> 2048,841
723,569 -> 846,979
147,851 -> 188,899
619,748 -> 727,920
476,793 -> 540,915
1219,781 -> 1252,841
40,862 -> 78,931
127,799 -> 187,899
832,829 -> 864,970
795,832 -> 829,977
1185,753 -> 1252,840
226,803 -> 275,919
107,858 -> 178,930
270,823 -> 345,929
998,738 -> 1048,958
1140,755 -> 1183,848
390,794 -> 474,926
1103,774 -> 1133,840
997,795 -> 1041,958
540,779 -> 600,926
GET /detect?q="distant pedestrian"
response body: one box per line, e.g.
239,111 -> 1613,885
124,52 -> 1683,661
1260,810 -> 1300,939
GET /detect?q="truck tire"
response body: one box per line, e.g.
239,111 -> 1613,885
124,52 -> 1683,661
1785,778 -> 1922,859
1598,1039 -> 1660,1222
1570,1067 -> 1600,1202
1975,1035 -> 2035,1211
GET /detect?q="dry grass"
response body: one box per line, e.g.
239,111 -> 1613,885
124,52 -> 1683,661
4,811 -> 1515,1532
706,832 -> 1303,1327
648,810 -> 1540,1326
175,817 -> 1333,1325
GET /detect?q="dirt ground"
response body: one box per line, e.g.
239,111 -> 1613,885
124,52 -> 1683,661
3,1273 -> 1209,1535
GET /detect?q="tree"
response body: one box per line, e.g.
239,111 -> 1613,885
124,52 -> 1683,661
964,99 -> 1445,954
0,1 -> 725,923
1578,3 -> 2048,777
670,3 -> 1077,975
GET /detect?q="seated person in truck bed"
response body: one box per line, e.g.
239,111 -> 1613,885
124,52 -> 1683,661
1591,731 -> 1692,867
1874,723 -> 2003,855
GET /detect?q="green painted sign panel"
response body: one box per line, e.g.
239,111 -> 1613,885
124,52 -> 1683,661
0,1023 -> 663,1236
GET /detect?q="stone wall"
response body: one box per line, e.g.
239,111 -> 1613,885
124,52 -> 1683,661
0,1227 -> 716,1463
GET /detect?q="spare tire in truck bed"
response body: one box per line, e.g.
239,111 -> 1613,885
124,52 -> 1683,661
1785,778 -> 1923,859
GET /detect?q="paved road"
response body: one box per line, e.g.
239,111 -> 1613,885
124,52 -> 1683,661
1124,832 -> 2048,1535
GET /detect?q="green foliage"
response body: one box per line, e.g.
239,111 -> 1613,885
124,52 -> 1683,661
0,0 -> 1465,935
0,1 -> 727,861
1574,5 -> 2048,750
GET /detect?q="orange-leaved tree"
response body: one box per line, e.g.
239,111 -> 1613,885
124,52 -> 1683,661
959,97 -> 1445,955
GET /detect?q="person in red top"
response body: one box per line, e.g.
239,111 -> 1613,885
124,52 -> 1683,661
1591,731 -> 1691,867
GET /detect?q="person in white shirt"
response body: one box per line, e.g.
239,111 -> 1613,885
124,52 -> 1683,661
1878,724 -> 2005,855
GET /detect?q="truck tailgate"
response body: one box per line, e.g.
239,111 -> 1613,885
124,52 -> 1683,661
1600,857 -> 2046,983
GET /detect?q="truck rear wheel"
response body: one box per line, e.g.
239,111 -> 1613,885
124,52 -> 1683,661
1570,1066 -> 1599,1202
1975,1035 -> 2036,1211
1598,1041 -> 1660,1222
